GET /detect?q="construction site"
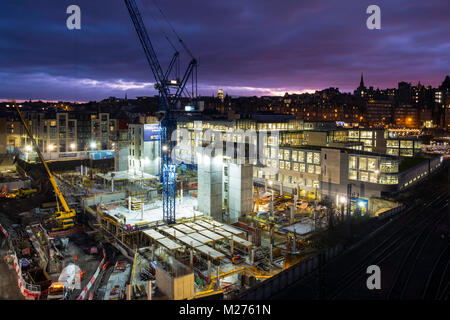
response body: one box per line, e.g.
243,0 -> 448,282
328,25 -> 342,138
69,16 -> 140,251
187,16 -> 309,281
4,0 -> 447,303
0,0 -> 329,300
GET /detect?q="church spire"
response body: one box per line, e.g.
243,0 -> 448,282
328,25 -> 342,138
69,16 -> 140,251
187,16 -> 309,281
360,73 -> 365,88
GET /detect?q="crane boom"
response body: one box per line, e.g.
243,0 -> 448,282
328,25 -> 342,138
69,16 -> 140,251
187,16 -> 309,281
13,101 -> 72,214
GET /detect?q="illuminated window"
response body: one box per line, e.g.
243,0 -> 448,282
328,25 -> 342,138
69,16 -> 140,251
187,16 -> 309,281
359,157 -> 367,171
278,150 -> 283,160
315,165 -> 321,174
359,171 -> 369,182
349,156 -> 357,169
387,140 -> 399,147
293,162 -> 299,171
313,153 -> 320,164
298,151 -> 305,162
308,165 -> 315,174
284,150 -> 290,160
307,152 -> 313,163
280,161 -> 285,169
379,174 -> 398,185
367,158 -> 377,172
369,173 -> 378,183
349,169 -> 357,180
299,164 -> 306,172
292,151 -> 298,162
285,161 -> 291,170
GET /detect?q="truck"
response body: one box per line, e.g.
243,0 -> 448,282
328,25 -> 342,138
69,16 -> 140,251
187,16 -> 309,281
47,264 -> 81,300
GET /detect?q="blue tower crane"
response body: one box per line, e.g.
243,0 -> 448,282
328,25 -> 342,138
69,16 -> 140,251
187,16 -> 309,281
124,0 -> 198,224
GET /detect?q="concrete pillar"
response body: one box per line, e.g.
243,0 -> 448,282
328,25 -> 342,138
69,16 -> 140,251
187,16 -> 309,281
269,243 -> 273,263
111,178 -> 114,192
128,195 -> 131,213
280,182 -> 283,195
270,199 -> 274,217
148,280 -> 152,300
126,284 -> 131,300
248,234 -> 253,244
216,265 -> 220,289
293,229 -> 296,251
141,196 -> 144,220
290,204 -> 294,224
250,248 -> 254,265
230,235 -> 234,256
269,227 -> 273,245
190,247 -> 193,268
151,244 -> 155,261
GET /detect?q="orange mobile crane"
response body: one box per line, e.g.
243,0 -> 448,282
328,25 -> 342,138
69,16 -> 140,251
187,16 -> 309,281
13,101 -> 76,231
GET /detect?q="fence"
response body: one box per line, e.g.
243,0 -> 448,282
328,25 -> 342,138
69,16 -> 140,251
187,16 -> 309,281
0,224 -> 42,299
238,244 -> 343,300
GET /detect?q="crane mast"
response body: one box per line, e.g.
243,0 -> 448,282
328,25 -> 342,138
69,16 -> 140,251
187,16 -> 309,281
124,0 -> 197,224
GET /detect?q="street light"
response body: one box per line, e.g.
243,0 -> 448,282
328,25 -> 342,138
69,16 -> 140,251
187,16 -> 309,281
47,144 -> 55,152
25,145 -> 32,152
90,141 -> 97,150
70,143 -> 76,150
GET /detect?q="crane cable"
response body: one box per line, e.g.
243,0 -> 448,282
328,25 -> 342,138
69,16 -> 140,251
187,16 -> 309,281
150,0 -> 196,61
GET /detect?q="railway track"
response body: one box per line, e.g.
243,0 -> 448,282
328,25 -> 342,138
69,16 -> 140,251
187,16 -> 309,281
421,236 -> 450,300
327,191 -> 449,299
387,203 -> 448,299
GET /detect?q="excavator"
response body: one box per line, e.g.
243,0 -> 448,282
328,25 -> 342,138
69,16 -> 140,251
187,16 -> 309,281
12,101 -> 76,231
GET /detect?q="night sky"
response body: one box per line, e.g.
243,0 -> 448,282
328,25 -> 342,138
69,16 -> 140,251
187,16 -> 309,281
1,0 -> 449,102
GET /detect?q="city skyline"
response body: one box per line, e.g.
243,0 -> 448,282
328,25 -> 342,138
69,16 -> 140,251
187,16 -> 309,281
0,0 -> 449,101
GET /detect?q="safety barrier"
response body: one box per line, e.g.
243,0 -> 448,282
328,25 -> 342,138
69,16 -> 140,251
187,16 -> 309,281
76,249 -> 107,300
1,224 -> 41,299
377,205 -> 406,220
238,244 -> 343,300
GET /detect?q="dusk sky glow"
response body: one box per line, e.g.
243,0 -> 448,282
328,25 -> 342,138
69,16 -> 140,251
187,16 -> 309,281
1,0 -> 449,102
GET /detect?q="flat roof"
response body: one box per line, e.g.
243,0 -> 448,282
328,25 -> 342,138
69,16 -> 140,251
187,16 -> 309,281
142,229 -> 165,240
219,224 -> 245,236
159,227 -> 184,238
173,224 -> 196,234
177,235 -> 203,248
196,245 -> 225,260
157,237 -> 182,251
199,230 -> 224,242
194,220 -> 215,229
213,229 -> 233,239
207,220 -> 223,227
184,222 -> 206,232
232,236 -> 253,248
188,232 -> 214,244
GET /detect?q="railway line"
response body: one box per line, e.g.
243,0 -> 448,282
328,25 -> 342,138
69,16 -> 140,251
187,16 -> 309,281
327,190 -> 449,299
